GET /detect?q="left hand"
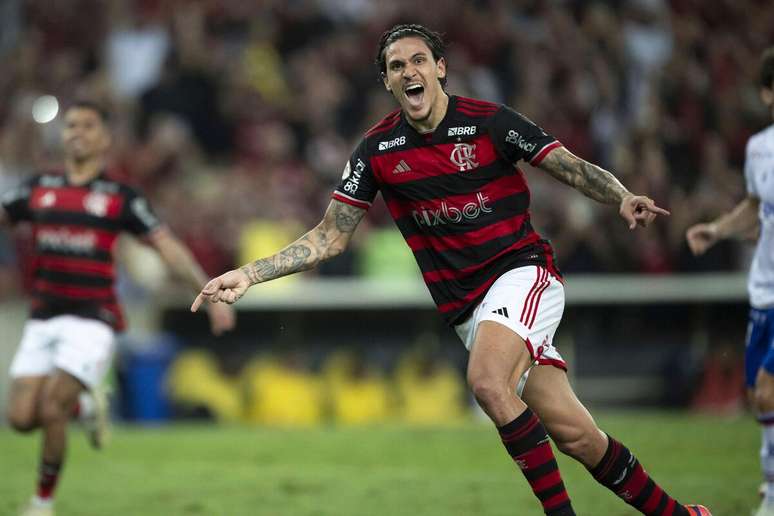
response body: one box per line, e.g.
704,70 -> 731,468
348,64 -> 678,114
619,194 -> 670,230
206,302 -> 236,336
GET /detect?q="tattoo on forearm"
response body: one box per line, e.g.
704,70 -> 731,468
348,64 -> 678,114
240,201 -> 365,285
541,148 -> 629,204
242,243 -> 313,285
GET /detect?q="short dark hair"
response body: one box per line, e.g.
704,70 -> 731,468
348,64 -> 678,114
760,47 -> 774,89
375,24 -> 447,87
66,100 -> 110,124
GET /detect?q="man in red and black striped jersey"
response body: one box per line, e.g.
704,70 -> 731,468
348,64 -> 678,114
192,25 -> 710,516
2,101 -> 235,516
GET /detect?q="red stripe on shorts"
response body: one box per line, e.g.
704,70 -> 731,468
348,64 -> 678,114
521,267 -> 547,327
526,273 -> 551,329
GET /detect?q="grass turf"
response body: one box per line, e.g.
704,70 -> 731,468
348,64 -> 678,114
0,411 -> 760,516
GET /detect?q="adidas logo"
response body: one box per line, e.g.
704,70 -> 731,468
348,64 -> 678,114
392,160 -> 411,174
491,307 -> 509,318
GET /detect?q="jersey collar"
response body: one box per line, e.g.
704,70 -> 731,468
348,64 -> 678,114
401,94 -> 457,146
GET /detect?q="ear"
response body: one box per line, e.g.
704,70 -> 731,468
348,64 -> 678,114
436,57 -> 447,82
762,86 -> 774,107
382,72 -> 391,92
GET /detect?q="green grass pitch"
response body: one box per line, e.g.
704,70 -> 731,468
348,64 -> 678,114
0,411 -> 761,515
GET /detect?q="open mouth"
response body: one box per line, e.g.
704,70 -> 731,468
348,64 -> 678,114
404,84 -> 425,109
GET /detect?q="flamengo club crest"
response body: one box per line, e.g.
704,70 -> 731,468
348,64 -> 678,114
83,192 -> 110,216
450,143 -> 478,172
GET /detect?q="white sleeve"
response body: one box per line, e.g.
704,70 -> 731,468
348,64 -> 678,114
744,139 -> 758,197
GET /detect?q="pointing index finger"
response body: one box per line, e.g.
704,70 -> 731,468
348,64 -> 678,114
191,293 -> 206,312
645,204 -> 670,216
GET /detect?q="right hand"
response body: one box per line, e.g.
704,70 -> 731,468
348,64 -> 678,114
191,268 -> 251,312
685,223 -> 719,256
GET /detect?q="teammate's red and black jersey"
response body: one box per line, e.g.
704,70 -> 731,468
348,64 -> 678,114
333,95 -> 563,326
1,172 -> 162,330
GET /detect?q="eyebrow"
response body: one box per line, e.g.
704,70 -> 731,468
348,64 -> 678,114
388,51 -> 429,66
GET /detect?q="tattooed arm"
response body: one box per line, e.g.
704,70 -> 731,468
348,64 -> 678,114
191,200 -> 367,310
538,146 -> 670,229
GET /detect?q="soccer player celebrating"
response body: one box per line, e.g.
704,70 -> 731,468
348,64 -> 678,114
193,25 -> 709,516
686,47 -> 774,516
2,101 -> 236,516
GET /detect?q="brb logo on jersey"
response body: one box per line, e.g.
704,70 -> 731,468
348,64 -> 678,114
448,126 -> 476,137
450,143 -> 479,172
412,192 -> 492,227
378,136 -> 406,151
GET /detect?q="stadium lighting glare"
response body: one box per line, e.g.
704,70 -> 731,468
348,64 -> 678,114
32,95 -> 59,124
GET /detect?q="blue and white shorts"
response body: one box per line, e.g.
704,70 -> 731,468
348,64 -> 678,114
745,306 -> 774,388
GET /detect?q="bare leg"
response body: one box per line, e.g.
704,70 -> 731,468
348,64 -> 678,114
466,321 -> 532,424
523,364 -> 693,515
754,369 -> 774,413
38,370 -> 84,464
521,365 -> 607,467
753,370 -> 774,510
6,376 -> 48,432
467,321 -> 575,515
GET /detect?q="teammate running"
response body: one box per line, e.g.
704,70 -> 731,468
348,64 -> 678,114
2,101 -> 235,516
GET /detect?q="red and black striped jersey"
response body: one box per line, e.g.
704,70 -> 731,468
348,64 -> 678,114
333,95 -> 563,325
1,172 -> 162,330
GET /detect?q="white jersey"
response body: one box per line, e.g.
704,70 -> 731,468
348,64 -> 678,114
745,124 -> 774,308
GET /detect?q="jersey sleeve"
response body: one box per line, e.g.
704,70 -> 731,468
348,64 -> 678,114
122,188 -> 163,236
744,138 -> 759,197
331,139 -> 379,209
0,176 -> 36,224
489,106 -> 562,166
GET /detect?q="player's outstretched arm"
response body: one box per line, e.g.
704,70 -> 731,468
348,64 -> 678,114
686,196 -> 760,256
191,199 -> 367,311
148,227 -> 236,335
538,146 -> 670,229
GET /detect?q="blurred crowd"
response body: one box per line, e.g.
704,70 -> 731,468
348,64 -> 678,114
113,330 -> 470,425
1,0 -> 773,299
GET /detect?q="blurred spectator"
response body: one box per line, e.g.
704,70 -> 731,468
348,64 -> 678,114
2,0 -> 774,299
394,338 -> 467,425
166,349 -> 243,422
323,350 -> 392,425
242,352 -> 324,426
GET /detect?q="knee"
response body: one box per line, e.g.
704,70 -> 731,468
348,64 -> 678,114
755,386 -> 774,413
753,371 -> 774,411
468,374 -> 511,411
6,407 -> 38,433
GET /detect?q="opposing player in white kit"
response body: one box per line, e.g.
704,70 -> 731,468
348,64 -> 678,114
193,24 -> 710,515
686,47 -> 774,516
1,101 -> 235,516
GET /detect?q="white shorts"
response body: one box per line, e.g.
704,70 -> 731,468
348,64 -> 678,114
454,266 -> 567,371
9,315 -> 116,389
